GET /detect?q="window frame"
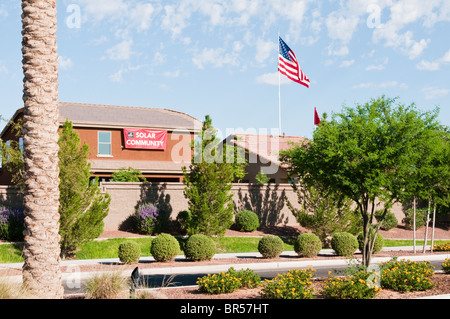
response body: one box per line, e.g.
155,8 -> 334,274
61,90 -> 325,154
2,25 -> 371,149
97,131 -> 112,157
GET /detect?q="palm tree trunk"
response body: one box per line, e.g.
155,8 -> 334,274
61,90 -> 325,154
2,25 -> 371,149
21,0 -> 63,298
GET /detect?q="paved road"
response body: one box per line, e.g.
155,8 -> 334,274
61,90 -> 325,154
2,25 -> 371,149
63,255 -> 448,296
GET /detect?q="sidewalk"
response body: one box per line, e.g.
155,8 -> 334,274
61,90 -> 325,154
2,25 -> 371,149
1,246 -> 449,299
2,246 -> 448,278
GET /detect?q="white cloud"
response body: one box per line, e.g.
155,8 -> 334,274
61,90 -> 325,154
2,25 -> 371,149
416,60 -> 440,71
76,0 -> 158,31
339,59 -> 355,68
255,38 -> 275,64
161,4 -> 191,38
0,62 -> 8,75
58,56 -> 74,70
366,57 -> 388,71
106,40 -> 133,61
109,64 -> 147,82
192,41 -> 243,69
366,64 -> 384,71
352,81 -> 408,89
327,44 -> 349,57
153,52 -> 166,66
164,70 -> 180,78
422,87 -> 450,99
0,6 -> 8,20
416,49 -> 450,70
326,12 -> 359,44
370,0 -> 450,59
256,72 -> 291,85
128,3 -> 156,31
76,0 -> 128,22
193,47 -> 236,69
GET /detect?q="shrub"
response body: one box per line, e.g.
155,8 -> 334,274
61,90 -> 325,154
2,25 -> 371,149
234,210 -> 260,232
294,233 -> 322,257
260,268 -> 315,299
322,270 -> 381,299
442,258 -> 450,274
197,270 -> 242,294
403,208 -> 427,230
227,267 -> 261,289
433,241 -> 450,252
331,232 -> 358,257
196,267 -> 261,294
150,233 -> 180,262
85,272 -> 129,299
0,207 -> 25,242
357,232 -> 384,255
375,210 -> 398,231
184,234 -> 216,261
258,235 -> 284,258
134,202 -> 160,235
176,210 -> 191,234
380,258 -> 435,292
118,241 -> 141,264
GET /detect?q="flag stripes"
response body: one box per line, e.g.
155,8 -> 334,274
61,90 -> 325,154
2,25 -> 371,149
278,37 -> 310,88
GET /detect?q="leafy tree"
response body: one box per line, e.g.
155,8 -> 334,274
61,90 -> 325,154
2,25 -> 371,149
280,96 -> 441,266
58,120 -> 110,258
286,183 -> 360,245
255,170 -> 270,184
182,115 -> 246,237
111,167 -> 145,182
1,117 -> 25,191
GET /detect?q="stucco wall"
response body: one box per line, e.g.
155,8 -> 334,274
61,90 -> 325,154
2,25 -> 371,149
0,183 -> 414,233
99,182 -> 301,231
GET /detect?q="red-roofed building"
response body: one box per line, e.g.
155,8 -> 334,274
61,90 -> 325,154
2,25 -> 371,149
0,102 -> 202,185
225,133 -> 307,184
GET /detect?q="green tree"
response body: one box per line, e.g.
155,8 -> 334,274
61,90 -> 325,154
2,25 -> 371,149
182,115 -> 246,237
280,96 -> 441,266
1,117 -> 25,191
286,183 -> 360,245
58,120 -> 110,258
111,167 -> 145,182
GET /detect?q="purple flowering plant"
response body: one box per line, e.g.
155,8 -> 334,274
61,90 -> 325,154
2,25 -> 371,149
0,207 -> 25,241
134,202 -> 160,234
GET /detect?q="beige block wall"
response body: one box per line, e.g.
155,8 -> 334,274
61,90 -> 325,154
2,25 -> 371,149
0,183 -> 417,233
100,182 -> 300,231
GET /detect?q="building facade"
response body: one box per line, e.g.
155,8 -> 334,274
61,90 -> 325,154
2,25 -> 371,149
0,102 -> 202,184
225,133 -> 307,184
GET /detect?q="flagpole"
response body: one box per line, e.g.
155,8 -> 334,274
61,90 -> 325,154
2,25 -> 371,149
278,31 -> 281,135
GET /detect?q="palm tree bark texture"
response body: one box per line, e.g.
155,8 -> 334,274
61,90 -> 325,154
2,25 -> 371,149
21,0 -> 63,298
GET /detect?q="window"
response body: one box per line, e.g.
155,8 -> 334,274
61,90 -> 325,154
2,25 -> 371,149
98,131 -> 112,156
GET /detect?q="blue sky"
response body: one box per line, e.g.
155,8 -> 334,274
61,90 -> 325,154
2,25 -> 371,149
0,0 -> 449,139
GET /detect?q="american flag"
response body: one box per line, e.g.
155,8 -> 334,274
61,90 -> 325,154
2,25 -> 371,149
278,37 -> 310,88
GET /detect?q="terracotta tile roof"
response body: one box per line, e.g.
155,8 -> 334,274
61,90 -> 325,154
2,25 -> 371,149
228,133 -> 308,166
58,102 -> 202,131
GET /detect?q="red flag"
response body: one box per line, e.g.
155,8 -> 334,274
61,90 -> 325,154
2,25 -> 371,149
314,107 -> 321,126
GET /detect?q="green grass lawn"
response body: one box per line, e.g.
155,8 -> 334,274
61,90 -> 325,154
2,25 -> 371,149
0,237 -> 448,264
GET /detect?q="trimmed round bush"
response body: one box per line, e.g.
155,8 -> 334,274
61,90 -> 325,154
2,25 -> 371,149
184,234 -> 216,261
375,210 -> 398,231
118,241 -> 141,264
357,232 -> 384,255
294,233 -> 322,257
234,210 -> 260,232
150,233 -> 180,262
258,235 -> 284,258
331,232 -> 358,257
